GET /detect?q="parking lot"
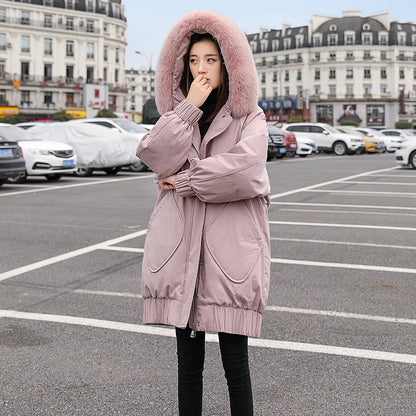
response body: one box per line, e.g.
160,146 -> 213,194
1,152 -> 415,415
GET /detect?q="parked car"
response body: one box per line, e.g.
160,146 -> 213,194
337,127 -> 385,153
267,126 -> 286,160
282,122 -> 363,155
69,118 -> 149,171
0,133 -> 25,186
380,129 -> 416,142
353,127 -> 398,153
29,122 -> 139,177
281,128 -> 297,157
395,140 -> 416,168
296,137 -> 316,157
2,124 -> 76,182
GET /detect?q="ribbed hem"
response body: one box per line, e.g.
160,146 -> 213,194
174,99 -> 202,126
194,304 -> 263,338
143,298 -> 185,327
175,170 -> 195,197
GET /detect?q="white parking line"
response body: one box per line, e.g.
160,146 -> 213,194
270,201 -> 416,211
1,310 -> 415,364
270,166 -> 398,199
271,258 -> 416,274
0,175 -> 154,197
367,174 -> 416,178
99,246 -> 144,253
269,220 -> 416,232
271,237 -> 416,251
277,208 -> 416,217
305,189 -> 416,197
340,181 -> 416,186
0,229 -> 147,282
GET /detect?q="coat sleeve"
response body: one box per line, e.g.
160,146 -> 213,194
136,99 -> 202,178
174,108 -> 270,203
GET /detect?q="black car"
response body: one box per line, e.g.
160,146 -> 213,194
0,136 -> 25,187
267,125 -> 286,160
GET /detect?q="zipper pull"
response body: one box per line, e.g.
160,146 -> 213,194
190,323 -> 197,339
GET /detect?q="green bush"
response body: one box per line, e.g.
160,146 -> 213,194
395,120 -> 412,129
340,120 -> 359,127
0,115 -> 28,124
95,108 -> 117,118
285,119 -> 303,123
52,110 -> 73,121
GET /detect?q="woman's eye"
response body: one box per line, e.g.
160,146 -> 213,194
189,59 -> 197,64
207,58 -> 216,63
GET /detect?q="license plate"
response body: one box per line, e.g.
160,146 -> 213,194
63,159 -> 74,167
290,143 -> 296,148
313,147 -> 317,152
0,148 -> 13,157
377,145 -> 381,149
279,148 -> 286,153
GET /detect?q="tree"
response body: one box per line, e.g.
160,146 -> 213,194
0,115 -> 28,124
95,108 -> 117,118
52,110 -> 73,121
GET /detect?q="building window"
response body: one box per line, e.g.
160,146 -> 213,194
284,38 -> 291,49
364,85 -> 371,96
44,14 -> 52,28
87,42 -> 94,59
381,68 -> 387,79
261,72 -> 266,83
345,34 -> 354,45
44,38 -> 52,55
380,34 -> 387,45
21,35 -> 30,53
329,85 -> 336,96
412,35 -> 416,46
115,69 -> 119,83
0,34 -> 5,51
103,45 -> 108,61
400,67 -> 405,79
296,36 -> 303,48
260,41 -> 267,53
328,34 -> 337,46
115,48 -> 119,63
313,36 -> 321,47
66,65 -> 74,83
273,56 -> 278,65
66,17 -> 74,30
272,87 -> 277,99
272,40 -> 279,51
285,54 -> 289,64
44,92 -> 53,105
21,11 -> 30,25
414,68 -> 416,80
114,6 -> 120,18
297,69 -> 301,81
329,68 -> 336,79
399,35 -> 406,46
367,104 -> 384,125
103,23 -> 107,33
314,85 -> 320,95
346,84 -> 354,95
284,70 -> 289,81
346,68 -> 353,79
261,88 -> 266,100
87,20 -> 94,33
329,52 -> 336,60
314,52 -> 320,61
284,87 -> 290,97
44,64 -> 52,81
364,50 -> 372,59
66,40 -> 74,57
0,8 -> 5,23
45,0 -> 52,5
86,67 -> 94,83
381,50 -> 387,60
362,34 -> 372,45
364,68 -> 371,79
273,71 -> 277,82
87,0 -> 94,12
66,92 -> 74,106
103,67 -> 107,82
315,69 -> 320,80
380,84 -> 387,94
21,62 -> 30,81
67,0 -> 74,8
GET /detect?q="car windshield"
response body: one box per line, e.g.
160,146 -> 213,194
366,129 -> 385,137
402,130 -> 416,136
324,125 -> 340,134
0,125 -> 37,141
268,126 -> 284,134
113,119 -> 149,133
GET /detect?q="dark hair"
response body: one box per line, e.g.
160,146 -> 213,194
179,33 -> 229,123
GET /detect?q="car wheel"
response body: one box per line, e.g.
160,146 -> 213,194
333,141 -> 347,156
299,154 -> 308,158
45,174 -> 63,181
410,150 -> 416,168
103,167 -> 120,175
75,168 -> 94,177
129,161 -> 148,172
286,152 -> 296,158
8,171 -> 27,183
0,178 -> 6,187
355,147 -> 365,155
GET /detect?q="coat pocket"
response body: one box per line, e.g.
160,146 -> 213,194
205,201 -> 263,283
145,191 -> 185,273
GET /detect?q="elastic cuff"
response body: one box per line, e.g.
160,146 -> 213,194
175,170 -> 195,197
174,99 -> 202,126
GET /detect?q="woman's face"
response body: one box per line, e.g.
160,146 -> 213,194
189,39 -> 222,90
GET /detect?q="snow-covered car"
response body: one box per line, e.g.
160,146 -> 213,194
29,122 -> 139,176
395,140 -> 416,168
282,122 -> 363,155
1,124 -> 76,182
68,118 -> 149,171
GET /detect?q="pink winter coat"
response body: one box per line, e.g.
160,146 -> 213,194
136,10 -> 271,337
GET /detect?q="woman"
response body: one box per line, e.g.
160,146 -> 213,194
136,10 -> 271,416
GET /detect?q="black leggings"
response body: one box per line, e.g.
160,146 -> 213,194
175,326 -> 253,416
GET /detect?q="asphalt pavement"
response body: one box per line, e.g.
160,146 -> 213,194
1,153 -> 415,416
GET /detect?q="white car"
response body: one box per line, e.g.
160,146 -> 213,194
353,127 -> 399,153
296,137 -> 316,157
68,118 -> 149,171
1,124 -> 76,182
381,129 -> 416,142
395,141 -> 416,168
282,122 -> 363,156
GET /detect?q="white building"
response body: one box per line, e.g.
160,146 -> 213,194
248,11 -> 416,127
0,0 -> 127,120
125,66 -> 155,122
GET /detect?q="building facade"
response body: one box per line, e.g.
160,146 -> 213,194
248,11 -> 416,127
0,0 -> 127,120
125,66 -> 155,122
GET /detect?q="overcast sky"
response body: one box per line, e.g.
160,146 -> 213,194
123,1 -> 416,69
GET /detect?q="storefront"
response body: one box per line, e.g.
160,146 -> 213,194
259,99 -> 301,122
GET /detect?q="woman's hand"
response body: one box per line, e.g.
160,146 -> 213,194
158,174 -> 177,191
186,75 -> 212,108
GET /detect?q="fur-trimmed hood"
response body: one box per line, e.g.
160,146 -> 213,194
155,10 -> 258,119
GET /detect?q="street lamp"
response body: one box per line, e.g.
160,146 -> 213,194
134,50 -> 152,71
